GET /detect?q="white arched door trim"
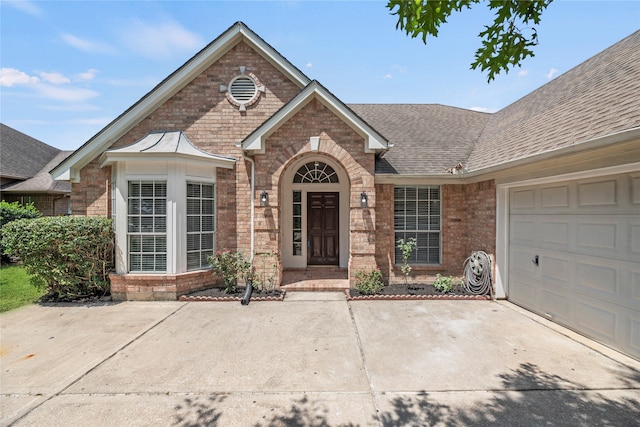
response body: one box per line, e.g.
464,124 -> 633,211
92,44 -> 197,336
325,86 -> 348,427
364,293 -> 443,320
280,156 -> 350,269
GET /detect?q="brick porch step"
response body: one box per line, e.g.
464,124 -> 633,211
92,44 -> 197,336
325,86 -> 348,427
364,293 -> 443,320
280,268 -> 350,292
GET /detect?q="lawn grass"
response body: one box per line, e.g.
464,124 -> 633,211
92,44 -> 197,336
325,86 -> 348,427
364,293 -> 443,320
0,264 -> 45,312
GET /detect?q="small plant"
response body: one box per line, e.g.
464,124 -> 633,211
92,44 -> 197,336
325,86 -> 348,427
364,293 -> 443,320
433,274 -> 461,293
354,268 -> 384,295
396,237 -> 417,284
208,250 -> 251,293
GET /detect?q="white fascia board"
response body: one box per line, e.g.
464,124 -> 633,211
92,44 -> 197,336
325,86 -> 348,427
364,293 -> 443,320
239,27 -> 310,88
465,126 -> 640,178
52,35 -> 241,182
100,152 -> 236,169
311,87 -> 388,153
54,22 -> 306,182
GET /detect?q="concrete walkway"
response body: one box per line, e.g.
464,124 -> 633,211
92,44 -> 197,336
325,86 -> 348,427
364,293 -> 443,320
1,293 -> 639,426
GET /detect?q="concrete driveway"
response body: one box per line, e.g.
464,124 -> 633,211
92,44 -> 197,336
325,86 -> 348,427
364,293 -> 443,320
1,293 -> 639,426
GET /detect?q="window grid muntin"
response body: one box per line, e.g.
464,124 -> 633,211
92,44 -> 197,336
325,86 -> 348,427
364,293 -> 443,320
128,180 -> 167,272
186,182 -> 215,271
394,185 -> 441,265
292,191 -> 302,256
293,161 -> 339,184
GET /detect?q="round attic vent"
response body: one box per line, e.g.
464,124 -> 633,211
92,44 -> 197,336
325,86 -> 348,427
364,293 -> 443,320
229,75 -> 257,103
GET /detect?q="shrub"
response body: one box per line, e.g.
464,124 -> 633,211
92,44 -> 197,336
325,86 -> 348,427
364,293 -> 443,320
0,201 -> 41,263
208,249 -> 251,293
433,274 -> 461,293
1,216 -> 114,300
354,269 -> 384,295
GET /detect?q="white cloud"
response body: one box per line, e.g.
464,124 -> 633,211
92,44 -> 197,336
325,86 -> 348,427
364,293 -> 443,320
61,34 -> 115,54
306,62 -> 313,68
546,68 -> 559,80
75,69 -> 99,82
0,68 -> 39,87
383,74 -> 393,79
518,69 -> 529,77
39,71 -> 70,85
4,0 -> 43,17
35,84 -> 99,102
120,19 -> 203,60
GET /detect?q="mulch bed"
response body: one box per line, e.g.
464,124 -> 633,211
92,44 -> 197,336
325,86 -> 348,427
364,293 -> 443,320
180,284 -> 490,302
179,287 -> 286,302
346,283 -> 491,301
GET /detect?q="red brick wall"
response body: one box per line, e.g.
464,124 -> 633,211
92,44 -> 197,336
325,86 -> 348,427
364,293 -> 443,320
255,98 -> 378,284
376,180 -> 496,284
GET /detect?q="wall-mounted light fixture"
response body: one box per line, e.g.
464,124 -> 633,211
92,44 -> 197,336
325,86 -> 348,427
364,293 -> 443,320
260,191 -> 269,206
360,192 -> 368,208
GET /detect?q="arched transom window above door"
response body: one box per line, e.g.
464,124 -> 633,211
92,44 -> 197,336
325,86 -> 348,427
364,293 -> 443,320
293,161 -> 339,183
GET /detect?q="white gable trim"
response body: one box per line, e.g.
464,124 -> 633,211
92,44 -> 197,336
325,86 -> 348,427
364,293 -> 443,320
241,81 -> 389,154
51,22 -> 310,183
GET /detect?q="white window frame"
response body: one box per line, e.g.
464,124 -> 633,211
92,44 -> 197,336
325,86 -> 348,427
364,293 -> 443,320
127,180 -> 167,273
111,160 -> 220,275
394,185 -> 442,265
186,181 -> 216,271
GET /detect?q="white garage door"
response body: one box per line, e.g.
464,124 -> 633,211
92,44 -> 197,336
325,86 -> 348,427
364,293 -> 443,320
509,172 -> 640,360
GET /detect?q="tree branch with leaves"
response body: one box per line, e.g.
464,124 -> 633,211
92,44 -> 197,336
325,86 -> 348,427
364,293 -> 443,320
387,0 -> 554,82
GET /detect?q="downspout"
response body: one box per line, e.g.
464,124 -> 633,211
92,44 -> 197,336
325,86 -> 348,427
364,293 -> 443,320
242,154 -> 255,305
243,154 -> 255,264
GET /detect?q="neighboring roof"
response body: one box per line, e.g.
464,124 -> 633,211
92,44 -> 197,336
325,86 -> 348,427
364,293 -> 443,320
0,123 -> 60,180
349,104 -> 489,175
1,150 -> 72,194
100,130 -> 235,168
51,21 -> 311,183
242,80 -> 390,154
467,30 -> 640,172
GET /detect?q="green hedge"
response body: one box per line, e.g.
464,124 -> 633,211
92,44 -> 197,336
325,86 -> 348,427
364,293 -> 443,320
1,216 -> 114,300
0,201 -> 42,262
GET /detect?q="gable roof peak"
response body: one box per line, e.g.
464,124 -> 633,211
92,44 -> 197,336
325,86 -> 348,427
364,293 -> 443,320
51,21 -> 311,183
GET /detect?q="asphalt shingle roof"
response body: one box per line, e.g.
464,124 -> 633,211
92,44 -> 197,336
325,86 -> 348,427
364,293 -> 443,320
349,104 -> 489,175
467,30 -> 640,172
1,123 -> 60,180
355,31 -> 639,176
0,124 -> 72,194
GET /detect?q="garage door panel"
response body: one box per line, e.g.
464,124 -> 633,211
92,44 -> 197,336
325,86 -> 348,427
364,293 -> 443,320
510,219 -> 536,243
509,245 -> 538,275
631,218 -> 640,255
541,221 -> 570,245
541,185 -> 570,208
540,254 -> 571,285
577,179 -> 617,207
508,171 -> 640,360
539,289 -> 571,323
575,297 -> 618,343
631,313 -> 640,356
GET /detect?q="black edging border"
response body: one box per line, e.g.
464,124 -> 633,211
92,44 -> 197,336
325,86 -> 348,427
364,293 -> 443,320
179,291 -> 287,302
345,289 -> 491,301
178,290 -> 491,302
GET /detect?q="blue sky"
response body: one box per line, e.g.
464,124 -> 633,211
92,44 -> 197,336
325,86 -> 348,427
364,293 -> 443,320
1,0 -> 639,151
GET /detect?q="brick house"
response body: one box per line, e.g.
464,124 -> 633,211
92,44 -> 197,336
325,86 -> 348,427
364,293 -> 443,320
52,23 -> 639,358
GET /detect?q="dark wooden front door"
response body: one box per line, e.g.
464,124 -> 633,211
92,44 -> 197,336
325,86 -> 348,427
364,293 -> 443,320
307,192 -> 339,265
